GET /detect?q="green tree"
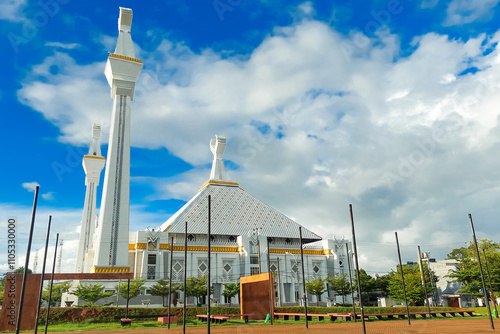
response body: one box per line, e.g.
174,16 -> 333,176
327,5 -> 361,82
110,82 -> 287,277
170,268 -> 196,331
387,264 -> 437,306
116,278 -> 146,303
150,279 -> 181,307
326,273 -> 351,304
70,283 -> 115,307
221,283 -> 240,306
447,239 -> 500,298
41,281 -> 71,307
181,275 -> 213,306
305,277 -> 327,306
372,274 -> 391,296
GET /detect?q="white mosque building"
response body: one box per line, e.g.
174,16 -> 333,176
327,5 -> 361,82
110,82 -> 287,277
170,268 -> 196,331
67,7 -> 353,307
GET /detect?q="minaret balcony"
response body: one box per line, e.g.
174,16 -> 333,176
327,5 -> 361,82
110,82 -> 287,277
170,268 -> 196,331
104,54 -> 143,99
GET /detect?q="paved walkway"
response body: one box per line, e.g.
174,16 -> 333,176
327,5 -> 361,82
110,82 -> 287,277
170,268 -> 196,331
48,318 -> 499,333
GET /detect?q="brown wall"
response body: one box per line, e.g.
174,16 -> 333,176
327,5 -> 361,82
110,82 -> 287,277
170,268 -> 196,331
0,274 -> 41,331
240,273 -> 274,320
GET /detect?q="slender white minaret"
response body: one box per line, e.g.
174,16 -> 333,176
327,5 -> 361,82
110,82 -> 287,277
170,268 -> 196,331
210,135 -> 228,181
76,124 -> 105,273
92,7 -> 143,273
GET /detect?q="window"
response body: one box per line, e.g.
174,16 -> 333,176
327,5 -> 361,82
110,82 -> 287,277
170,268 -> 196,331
104,289 -> 115,293
145,289 -> 151,295
148,254 -> 157,265
223,261 -> 233,281
270,263 -> 277,273
250,256 -> 259,265
147,265 -> 156,280
172,260 -> 184,281
198,260 -> 208,278
250,267 -> 260,275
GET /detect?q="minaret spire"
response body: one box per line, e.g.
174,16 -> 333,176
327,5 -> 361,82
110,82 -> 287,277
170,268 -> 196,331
210,135 -> 228,181
92,7 -> 143,273
76,124 -> 105,273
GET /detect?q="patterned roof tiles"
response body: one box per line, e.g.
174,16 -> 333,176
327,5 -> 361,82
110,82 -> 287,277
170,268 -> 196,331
160,182 -> 321,242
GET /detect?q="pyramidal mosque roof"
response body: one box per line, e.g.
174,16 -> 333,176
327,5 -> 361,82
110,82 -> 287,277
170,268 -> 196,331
159,136 -> 322,242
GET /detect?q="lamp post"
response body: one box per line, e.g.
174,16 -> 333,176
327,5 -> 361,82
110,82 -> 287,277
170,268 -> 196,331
286,252 -> 300,305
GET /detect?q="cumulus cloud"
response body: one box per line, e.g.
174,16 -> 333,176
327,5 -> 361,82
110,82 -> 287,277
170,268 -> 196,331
444,0 -> 500,26
16,19 -> 500,273
0,0 -> 26,22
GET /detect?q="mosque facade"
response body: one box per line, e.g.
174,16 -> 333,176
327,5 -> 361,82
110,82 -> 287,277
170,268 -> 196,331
69,7 -> 353,307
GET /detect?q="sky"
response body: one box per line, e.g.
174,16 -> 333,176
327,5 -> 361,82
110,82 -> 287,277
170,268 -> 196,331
1,0 -> 500,277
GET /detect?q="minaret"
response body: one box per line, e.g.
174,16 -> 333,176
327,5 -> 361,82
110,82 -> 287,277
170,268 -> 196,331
75,124 -> 105,273
210,135 -> 228,181
92,7 -> 143,273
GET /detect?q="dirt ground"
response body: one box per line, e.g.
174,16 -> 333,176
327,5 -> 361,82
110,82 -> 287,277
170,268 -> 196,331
48,318 -> 500,334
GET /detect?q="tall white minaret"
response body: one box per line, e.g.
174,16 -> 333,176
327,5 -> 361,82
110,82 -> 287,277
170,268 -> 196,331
210,135 -> 228,181
76,124 -> 105,273
92,7 -> 143,273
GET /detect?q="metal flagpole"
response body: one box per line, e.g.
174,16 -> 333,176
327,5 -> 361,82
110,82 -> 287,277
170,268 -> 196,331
469,214 -> 494,330
417,246 -> 432,319
482,249 -> 498,318
16,186 -> 39,333
345,243 -> 356,322
266,237 -> 273,325
349,204 -> 366,333
183,221 -> 188,334
44,233 -> 59,334
395,232 -> 411,325
299,227 -> 308,329
168,236 -> 174,329
34,216 -> 51,334
207,195 -> 211,334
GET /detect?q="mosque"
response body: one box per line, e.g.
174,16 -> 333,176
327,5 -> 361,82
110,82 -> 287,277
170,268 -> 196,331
68,7 -> 352,307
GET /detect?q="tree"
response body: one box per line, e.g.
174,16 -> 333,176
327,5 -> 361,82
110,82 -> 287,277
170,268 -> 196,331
180,275 -> 213,306
326,273 -> 351,304
387,264 -> 437,306
150,279 -> 181,307
41,281 -> 71,307
116,278 -> 146,304
447,239 -> 500,299
372,274 -> 391,296
70,283 -> 115,307
221,283 -> 240,306
305,277 -> 327,306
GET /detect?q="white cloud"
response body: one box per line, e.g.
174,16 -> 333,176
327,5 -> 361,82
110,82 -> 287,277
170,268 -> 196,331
16,20 -> 500,273
0,0 -> 26,22
42,192 -> 55,201
45,42 -> 80,49
444,0 -> 500,26
22,181 -> 40,192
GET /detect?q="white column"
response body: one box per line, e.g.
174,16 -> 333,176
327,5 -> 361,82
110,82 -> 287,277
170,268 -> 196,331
76,124 -> 105,273
92,7 -> 142,273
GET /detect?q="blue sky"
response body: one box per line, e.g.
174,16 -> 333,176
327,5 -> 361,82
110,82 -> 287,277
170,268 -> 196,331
1,0 -> 500,275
